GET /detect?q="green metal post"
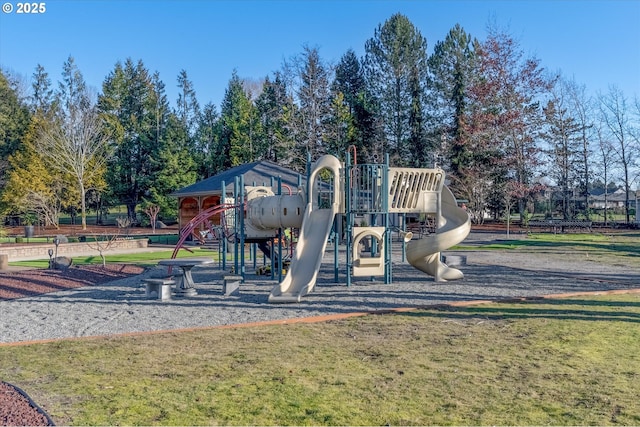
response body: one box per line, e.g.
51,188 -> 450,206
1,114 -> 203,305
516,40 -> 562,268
239,174 -> 245,282
277,176 -> 283,283
345,151 -> 352,287
333,215 -> 339,282
233,177 -> 239,275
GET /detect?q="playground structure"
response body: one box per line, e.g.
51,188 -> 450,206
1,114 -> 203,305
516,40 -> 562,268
170,152 -> 471,303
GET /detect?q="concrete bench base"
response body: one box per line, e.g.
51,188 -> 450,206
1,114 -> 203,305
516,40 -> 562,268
223,275 -> 242,296
143,278 -> 175,300
442,254 -> 467,267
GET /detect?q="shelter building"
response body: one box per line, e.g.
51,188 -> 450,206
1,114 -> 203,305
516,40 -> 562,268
172,161 -> 304,229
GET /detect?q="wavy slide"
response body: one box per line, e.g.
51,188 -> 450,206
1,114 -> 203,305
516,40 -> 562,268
269,155 -> 341,303
405,185 -> 471,281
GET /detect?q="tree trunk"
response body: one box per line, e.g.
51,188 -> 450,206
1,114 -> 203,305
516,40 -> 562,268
81,185 -> 87,230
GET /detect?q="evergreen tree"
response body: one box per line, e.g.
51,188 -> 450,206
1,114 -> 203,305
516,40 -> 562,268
427,24 -> 477,172
176,69 -> 200,154
2,114 -> 70,227
1,65 -> 73,225
567,81 -> 595,220
0,70 -> 30,195
295,45 -> 332,170
217,70 -> 257,170
324,91 -> 357,159
255,73 -> 294,164
149,112 -> 197,219
98,58 -> 161,221
30,64 -> 55,115
332,49 -> 377,162
194,102 -> 220,178
542,80 -> 584,219
364,13 -> 428,164
407,65 -> 429,167
56,56 -> 91,120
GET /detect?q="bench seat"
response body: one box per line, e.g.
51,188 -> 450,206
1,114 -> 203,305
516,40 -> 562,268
143,278 -> 175,300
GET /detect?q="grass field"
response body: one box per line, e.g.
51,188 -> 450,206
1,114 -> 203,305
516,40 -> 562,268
1,294 -> 639,425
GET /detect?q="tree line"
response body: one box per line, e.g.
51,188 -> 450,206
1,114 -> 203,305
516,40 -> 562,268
1,13 -> 639,230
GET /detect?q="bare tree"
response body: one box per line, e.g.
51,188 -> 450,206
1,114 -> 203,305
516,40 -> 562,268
23,188 -> 63,228
86,233 -> 119,267
36,106 -> 111,230
599,86 -> 639,224
144,204 -> 161,234
594,122 -> 618,226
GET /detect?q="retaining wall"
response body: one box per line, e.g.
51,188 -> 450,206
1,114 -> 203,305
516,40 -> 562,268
0,238 -> 149,263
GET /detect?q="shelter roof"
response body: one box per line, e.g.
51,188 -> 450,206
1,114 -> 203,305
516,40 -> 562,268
172,161 -> 305,198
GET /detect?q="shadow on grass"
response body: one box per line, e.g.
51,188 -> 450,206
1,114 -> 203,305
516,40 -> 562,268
401,297 -> 640,324
458,232 -> 640,257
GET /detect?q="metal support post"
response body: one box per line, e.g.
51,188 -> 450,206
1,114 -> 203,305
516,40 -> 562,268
233,177 -> 240,276
239,174 -> 245,282
277,176 -> 283,283
333,215 -> 339,282
345,151 -> 352,287
384,153 -> 391,284
401,213 -> 407,263
221,180 -> 227,271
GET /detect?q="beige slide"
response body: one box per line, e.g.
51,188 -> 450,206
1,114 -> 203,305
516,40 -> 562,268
269,155 -> 341,303
405,185 -> 471,281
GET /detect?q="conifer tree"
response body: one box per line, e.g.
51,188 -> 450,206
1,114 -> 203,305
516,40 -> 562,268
195,102 -> 220,178
364,13 -> 428,164
295,45 -> 332,170
255,73 -> 294,164
542,79 -> 584,219
0,70 -> 30,195
98,58 -> 161,221
217,70 -> 257,170
332,49 -> 377,161
176,69 -> 201,154
427,24 -> 477,172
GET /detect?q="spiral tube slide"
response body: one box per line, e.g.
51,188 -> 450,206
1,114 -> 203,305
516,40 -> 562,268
405,185 -> 471,281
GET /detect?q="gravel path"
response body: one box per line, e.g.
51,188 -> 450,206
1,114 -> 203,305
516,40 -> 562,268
1,232 -> 638,345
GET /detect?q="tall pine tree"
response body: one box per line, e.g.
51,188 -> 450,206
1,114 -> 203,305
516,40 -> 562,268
98,59 -> 161,221
364,13 -> 428,165
217,70 -> 257,170
427,24 -> 477,172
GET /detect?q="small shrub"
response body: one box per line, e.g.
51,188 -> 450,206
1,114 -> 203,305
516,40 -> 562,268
15,236 -> 24,243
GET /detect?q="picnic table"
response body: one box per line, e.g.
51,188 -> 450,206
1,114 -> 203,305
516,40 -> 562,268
528,220 -> 592,233
158,257 -> 214,296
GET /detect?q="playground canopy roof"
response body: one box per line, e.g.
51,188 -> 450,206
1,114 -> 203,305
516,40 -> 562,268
172,161 -> 305,198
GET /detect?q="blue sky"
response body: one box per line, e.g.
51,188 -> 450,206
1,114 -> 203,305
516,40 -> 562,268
1,0 -> 639,109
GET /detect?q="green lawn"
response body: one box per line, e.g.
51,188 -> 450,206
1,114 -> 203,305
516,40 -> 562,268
1,294 -> 639,425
